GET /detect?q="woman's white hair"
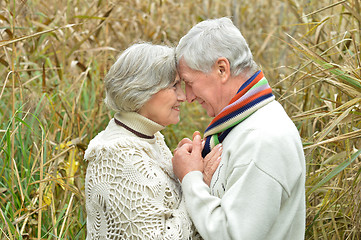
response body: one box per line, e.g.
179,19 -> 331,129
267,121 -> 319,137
104,43 -> 176,112
176,17 -> 258,76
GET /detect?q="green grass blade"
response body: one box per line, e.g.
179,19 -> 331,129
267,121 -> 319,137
308,148 -> 361,194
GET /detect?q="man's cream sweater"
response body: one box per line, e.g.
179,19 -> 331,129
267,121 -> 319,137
182,101 -> 306,240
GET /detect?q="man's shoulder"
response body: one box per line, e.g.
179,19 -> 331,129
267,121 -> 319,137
225,100 -> 303,154
221,100 -> 305,194
228,101 -> 295,137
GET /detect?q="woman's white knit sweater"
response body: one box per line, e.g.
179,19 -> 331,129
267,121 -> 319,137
84,112 -> 200,239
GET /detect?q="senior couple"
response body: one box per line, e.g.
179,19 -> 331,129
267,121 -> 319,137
84,17 -> 306,240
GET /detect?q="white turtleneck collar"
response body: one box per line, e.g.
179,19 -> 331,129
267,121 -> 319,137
114,112 -> 164,137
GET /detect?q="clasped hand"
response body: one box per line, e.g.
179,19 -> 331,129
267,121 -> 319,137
172,131 -> 222,186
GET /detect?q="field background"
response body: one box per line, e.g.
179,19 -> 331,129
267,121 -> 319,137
1,0 -> 361,239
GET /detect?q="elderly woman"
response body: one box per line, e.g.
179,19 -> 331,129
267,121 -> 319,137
84,43 -> 222,239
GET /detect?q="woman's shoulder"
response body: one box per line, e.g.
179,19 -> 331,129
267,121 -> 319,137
84,130 -> 153,161
84,119 -> 168,161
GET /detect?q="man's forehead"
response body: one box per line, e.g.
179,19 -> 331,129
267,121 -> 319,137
178,58 -> 190,70
178,74 -> 188,82
177,69 -> 187,80
177,62 -> 191,77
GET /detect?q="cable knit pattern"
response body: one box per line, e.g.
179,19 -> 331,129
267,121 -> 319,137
85,112 -> 200,239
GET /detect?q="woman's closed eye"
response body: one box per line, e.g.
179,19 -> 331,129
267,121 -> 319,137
171,80 -> 182,89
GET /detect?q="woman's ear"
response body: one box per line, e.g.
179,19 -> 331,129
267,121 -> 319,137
216,57 -> 230,83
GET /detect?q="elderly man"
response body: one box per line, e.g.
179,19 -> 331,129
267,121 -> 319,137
172,17 -> 306,240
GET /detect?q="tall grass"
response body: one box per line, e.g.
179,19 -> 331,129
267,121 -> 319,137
0,0 -> 360,239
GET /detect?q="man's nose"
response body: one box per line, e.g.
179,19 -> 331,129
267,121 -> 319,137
185,84 -> 196,103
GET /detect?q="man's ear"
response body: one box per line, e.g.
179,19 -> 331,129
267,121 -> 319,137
216,57 -> 230,83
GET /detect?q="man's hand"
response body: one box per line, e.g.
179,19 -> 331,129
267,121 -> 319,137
172,132 -> 204,182
203,144 -> 222,186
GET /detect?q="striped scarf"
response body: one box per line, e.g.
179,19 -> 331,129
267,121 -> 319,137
201,70 -> 275,158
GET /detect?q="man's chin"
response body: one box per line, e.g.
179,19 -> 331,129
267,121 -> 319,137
199,103 -> 215,117
205,109 -> 216,117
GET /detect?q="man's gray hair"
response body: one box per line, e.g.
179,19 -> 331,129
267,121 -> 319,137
176,17 -> 258,76
104,43 -> 176,112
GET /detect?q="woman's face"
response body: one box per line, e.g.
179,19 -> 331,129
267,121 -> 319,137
139,75 -> 186,126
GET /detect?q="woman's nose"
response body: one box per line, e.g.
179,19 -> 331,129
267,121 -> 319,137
177,87 -> 186,102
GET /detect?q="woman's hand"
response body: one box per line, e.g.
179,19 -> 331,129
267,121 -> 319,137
172,132 -> 204,182
203,143 -> 222,186
173,131 -> 222,186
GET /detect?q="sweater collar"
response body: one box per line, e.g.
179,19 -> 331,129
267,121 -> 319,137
114,112 -> 164,138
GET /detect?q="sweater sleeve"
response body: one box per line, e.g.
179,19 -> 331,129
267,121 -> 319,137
181,127 -> 295,240
181,102 -> 305,240
182,165 -> 284,240
85,145 -> 195,240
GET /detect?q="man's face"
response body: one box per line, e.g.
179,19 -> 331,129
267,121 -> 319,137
178,58 -> 223,117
